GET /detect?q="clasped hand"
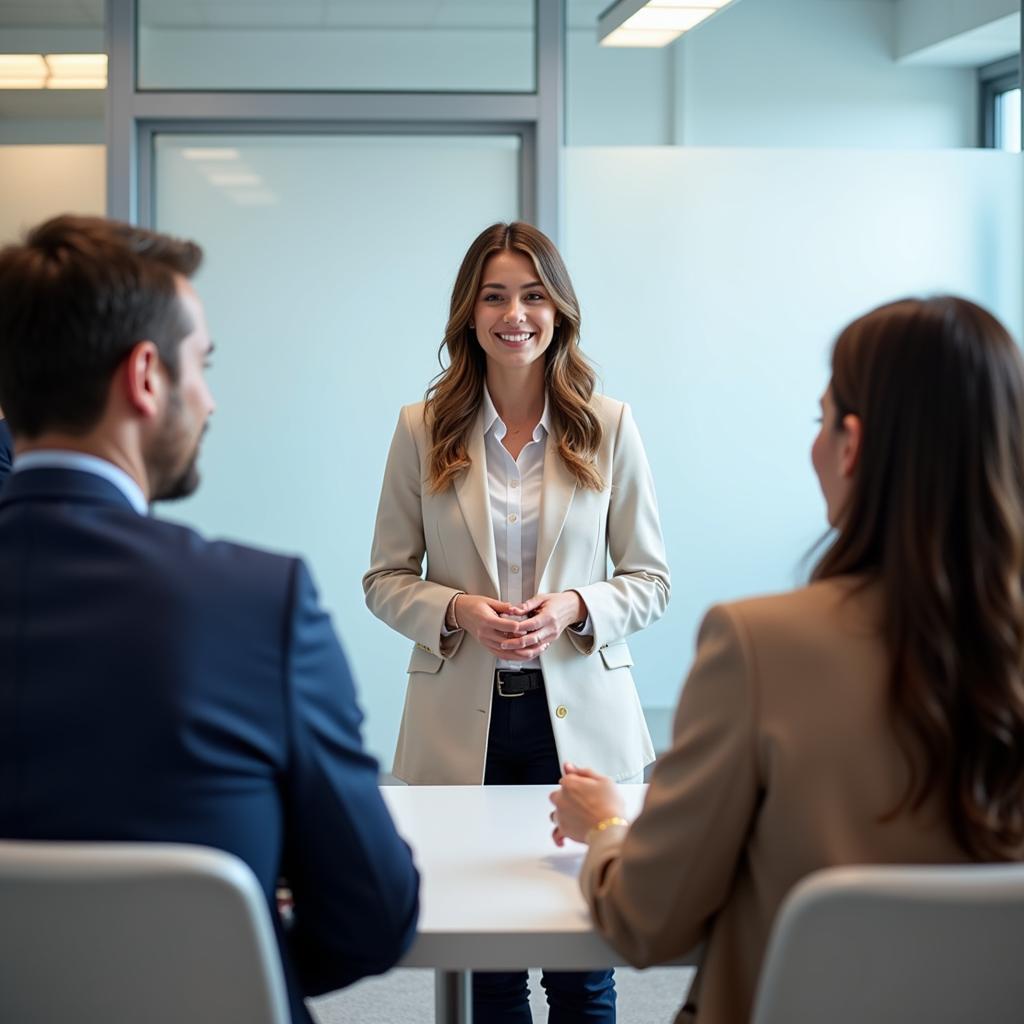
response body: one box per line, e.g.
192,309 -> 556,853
454,590 -> 585,662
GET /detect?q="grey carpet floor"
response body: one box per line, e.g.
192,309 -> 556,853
311,966 -> 695,1023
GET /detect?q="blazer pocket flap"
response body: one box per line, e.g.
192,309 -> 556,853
599,641 -> 634,670
407,645 -> 444,675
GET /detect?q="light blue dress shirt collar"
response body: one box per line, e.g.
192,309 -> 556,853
13,450 -> 149,515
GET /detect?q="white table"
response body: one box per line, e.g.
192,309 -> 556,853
382,784 -> 699,1023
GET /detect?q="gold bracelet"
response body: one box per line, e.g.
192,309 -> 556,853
449,594 -> 461,631
591,816 -> 628,833
585,811 -> 630,843
584,817 -> 628,845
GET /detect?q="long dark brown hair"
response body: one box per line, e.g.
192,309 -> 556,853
813,296 -> 1024,860
424,222 -> 603,493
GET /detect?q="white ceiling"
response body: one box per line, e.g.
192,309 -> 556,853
0,1 -> 1012,59
0,0 -> 911,32
0,1 -> 540,30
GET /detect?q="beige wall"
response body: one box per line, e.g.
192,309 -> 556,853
0,145 -> 105,244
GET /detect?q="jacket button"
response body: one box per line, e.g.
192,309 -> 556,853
555,705 -> 568,719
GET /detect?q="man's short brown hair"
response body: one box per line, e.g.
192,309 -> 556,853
0,214 -> 203,438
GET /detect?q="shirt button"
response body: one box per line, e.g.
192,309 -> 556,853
508,513 -> 517,523
510,480 -> 519,489
511,565 -> 520,574
555,705 -> 568,719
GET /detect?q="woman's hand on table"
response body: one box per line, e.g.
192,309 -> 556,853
549,763 -> 627,847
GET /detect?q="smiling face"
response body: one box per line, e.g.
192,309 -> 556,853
471,249 -> 560,373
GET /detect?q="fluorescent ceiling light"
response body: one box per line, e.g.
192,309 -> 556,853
206,172 -> 263,187
0,54 -> 47,88
0,54 -> 47,74
46,53 -> 106,89
599,0 -> 739,48
0,53 -> 107,89
182,148 -> 241,161
601,26 -> 687,47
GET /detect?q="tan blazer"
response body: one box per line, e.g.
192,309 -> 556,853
579,577 -> 969,1024
363,394 -> 670,785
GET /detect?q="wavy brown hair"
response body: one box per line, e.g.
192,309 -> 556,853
813,296 -> 1024,860
424,222 -> 603,492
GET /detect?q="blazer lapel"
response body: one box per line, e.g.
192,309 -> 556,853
535,432 -> 578,590
454,408 -> 501,597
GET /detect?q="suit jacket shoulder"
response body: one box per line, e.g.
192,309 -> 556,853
723,575 -> 880,632
715,576 -> 885,706
144,514 -> 298,591
589,391 -> 626,425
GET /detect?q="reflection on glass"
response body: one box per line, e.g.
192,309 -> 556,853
137,0 -> 535,92
998,88 -> 1021,154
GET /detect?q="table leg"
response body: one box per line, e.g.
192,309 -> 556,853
435,969 -> 472,1023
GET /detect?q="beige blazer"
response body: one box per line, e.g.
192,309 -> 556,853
579,577 -> 969,1024
363,394 -> 670,785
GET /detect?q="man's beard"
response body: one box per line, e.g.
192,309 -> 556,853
148,388 -> 204,503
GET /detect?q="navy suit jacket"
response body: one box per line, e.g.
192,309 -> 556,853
0,467 -> 418,1023
0,420 -> 11,487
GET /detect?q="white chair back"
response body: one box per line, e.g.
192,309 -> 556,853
0,841 -> 291,1024
752,863 -> 1024,1024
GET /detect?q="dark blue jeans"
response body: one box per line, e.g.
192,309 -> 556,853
472,682 -> 616,1024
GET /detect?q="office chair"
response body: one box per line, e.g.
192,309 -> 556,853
751,862 -> 1024,1024
0,841 -> 290,1024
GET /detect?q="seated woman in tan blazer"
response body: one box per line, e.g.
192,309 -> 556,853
550,295 -> 1024,1024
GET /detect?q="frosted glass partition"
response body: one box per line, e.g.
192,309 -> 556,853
154,133 -> 519,761
564,147 -> 1023,715
138,0 -> 535,92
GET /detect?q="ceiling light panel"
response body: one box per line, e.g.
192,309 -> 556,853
599,0 -> 739,47
0,52 -> 107,89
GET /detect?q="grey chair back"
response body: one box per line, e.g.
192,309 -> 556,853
0,841 -> 291,1024
752,863 -> 1024,1024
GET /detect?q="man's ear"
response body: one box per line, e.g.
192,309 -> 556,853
123,341 -> 163,420
839,413 -> 862,479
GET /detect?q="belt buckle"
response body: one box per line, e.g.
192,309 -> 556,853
496,671 -> 524,698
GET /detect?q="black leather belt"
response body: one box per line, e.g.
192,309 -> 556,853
495,668 -> 545,698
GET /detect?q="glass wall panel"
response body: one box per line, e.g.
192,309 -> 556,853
138,0 -> 535,92
998,88 -> 1022,153
154,132 -> 520,761
564,146 -> 1023,714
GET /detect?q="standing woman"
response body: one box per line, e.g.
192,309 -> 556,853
364,221 -> 670,1022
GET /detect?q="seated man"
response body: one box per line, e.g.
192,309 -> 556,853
0,215 -> 419,1024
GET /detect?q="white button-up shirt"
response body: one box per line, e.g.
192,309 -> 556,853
442,388 -> 592,666
481,386 -> 550,671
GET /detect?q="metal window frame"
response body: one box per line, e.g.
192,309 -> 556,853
979,55 -> 1021,150
106,0 -> 564,239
